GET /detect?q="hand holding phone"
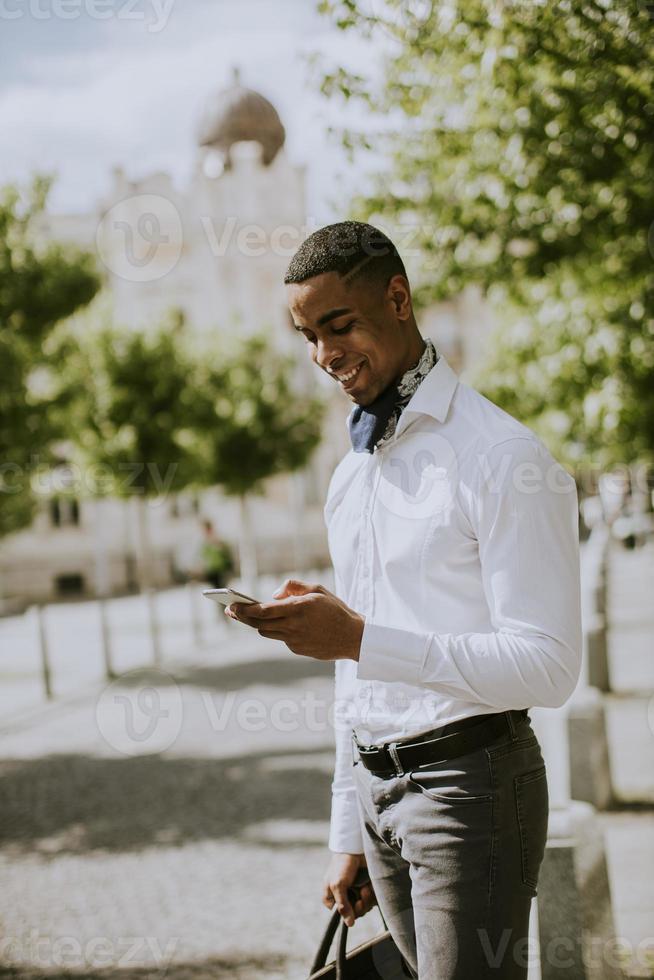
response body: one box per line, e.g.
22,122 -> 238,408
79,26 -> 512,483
202,587 -> 260,606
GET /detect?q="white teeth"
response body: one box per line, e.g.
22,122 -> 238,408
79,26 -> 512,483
336,363 -> 362,383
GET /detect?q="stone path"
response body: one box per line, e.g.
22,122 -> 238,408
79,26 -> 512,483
0,547 -> 653,978
0,577 -> 383,979
600,537 -> 654,979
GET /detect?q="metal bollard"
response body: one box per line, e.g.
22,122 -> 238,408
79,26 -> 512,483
98,596 -> 116,680
187,580 -> 203,647
35,604 -> 53,700
584,614 -> 611,693
146,588 -> 162,666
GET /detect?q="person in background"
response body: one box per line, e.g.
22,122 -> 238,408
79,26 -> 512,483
200,519 -> 235,589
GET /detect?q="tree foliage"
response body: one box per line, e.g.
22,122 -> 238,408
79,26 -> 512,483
190,333 -> 325,497
317,0 -> 654,468
0,176 -> 100,535
60,308 -> 202,499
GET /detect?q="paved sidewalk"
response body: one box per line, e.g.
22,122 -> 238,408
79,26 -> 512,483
0,575 -> 302,722
0,549 -> 653,978
0,579 -> 382,979
600,536 -> 654,979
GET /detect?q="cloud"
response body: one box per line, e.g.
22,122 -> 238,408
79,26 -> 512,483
0,0 -> 379,216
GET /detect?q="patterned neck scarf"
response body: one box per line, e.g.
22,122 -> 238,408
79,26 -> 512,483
347,337 -> 439,454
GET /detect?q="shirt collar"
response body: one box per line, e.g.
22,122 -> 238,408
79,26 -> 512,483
342,350 -> 459,440
395,351 -> 458,436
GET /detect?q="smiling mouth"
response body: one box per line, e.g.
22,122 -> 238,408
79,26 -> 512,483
333,362 -> 364,385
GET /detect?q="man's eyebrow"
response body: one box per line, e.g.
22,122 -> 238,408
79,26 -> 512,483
293,307 -> 354,331
318,307 -> 352,325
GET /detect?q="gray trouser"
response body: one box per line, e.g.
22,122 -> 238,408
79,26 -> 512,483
352,712 -> 548,979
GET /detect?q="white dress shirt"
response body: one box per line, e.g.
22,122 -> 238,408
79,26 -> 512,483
325,353 -> 582,854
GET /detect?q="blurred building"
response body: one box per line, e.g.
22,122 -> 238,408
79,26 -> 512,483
1,72 -> 484,607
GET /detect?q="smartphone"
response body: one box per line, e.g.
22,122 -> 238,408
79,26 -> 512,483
202,587 -> 259,606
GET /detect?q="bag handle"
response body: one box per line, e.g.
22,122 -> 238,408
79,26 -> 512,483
310,870 -> 371,976
309,909 -> 350,978
335,917 -> 349,980
309,908 -> 342,974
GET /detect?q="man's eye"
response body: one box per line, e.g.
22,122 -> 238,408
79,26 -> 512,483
303,334 -> 317,345
333,321 -> 355,335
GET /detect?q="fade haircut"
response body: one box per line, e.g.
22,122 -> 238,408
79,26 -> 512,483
284,221 -> 407,295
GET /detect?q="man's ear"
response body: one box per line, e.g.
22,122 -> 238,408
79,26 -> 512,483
387,274 -> 412,321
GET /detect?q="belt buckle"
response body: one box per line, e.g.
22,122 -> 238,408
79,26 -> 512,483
386,741 -> 404,777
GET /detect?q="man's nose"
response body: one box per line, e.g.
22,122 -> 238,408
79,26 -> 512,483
315,337 -> 345,372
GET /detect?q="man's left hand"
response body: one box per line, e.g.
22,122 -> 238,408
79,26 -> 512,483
226,579 -> 364,662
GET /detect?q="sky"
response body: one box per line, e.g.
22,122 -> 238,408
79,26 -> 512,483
0,0 -> 382,219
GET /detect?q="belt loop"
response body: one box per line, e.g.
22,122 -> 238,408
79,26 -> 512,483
506,710 -> 518,741
387,742 -> 404,777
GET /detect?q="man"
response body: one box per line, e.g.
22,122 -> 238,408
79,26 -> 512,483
226,221 -> 582,978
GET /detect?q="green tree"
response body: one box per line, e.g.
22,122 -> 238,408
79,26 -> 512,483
0,176 -> 100,536
190,333 -> 325,591
317,0 -> 654,470
61,308 -> 202,593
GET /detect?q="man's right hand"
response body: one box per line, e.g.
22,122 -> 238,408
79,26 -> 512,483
322,852 -> 376,928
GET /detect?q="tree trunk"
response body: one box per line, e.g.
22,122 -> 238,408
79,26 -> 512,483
135,495 -> 152,591
93,498 -> 115,679
238,494 -> 258,596
291,471 -> 307,576
135,496 -> 161,664
93,498 -> 110,597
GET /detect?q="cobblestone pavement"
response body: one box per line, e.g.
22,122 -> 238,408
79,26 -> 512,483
601,537 -> 654,978
0,602 -> 383,979
1,547 -> 653,978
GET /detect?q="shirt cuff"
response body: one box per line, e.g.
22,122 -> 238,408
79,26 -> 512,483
356,620 -> 429,686
329,794 -> 364,855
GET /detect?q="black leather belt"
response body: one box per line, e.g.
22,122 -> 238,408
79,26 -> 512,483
353,709 -> 529,778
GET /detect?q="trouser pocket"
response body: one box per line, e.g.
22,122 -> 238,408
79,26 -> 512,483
514,765 -> 548,892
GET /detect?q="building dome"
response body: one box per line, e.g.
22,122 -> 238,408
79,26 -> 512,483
197,71 -> 286,168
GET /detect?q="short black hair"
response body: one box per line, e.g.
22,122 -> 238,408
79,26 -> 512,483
284,220 -> 407,293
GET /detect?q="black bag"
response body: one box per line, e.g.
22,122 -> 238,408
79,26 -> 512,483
308,908 -> 414,980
